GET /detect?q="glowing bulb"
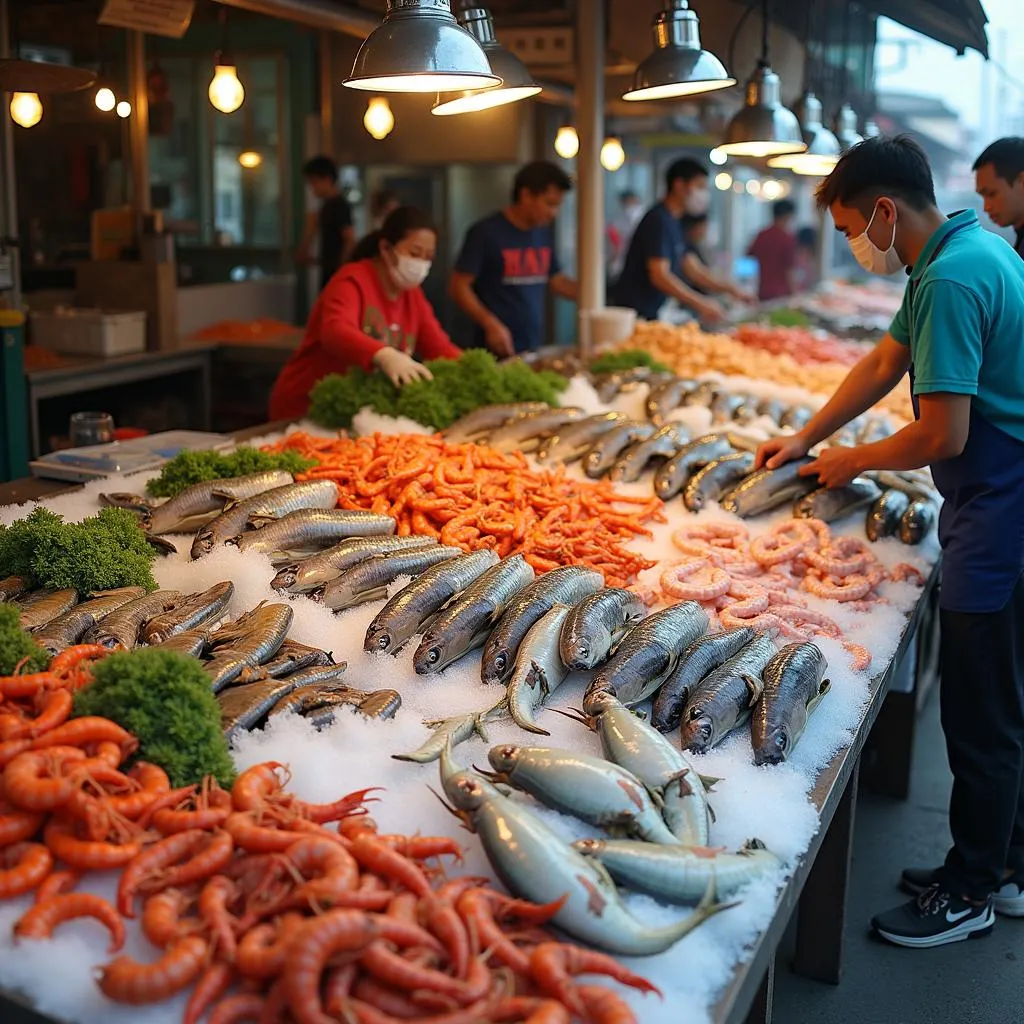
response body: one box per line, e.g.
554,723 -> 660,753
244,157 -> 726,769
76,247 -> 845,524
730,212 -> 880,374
709,148 -> 728,166
238,150 -> 262,169
761,178 -> 783,201
208,64 -> 244,114
116,100 -> 131,118
363,97 -> 395,140
745,179 -> 761,196
10,92 -> 42,128
714,172 -> 733,191
95,87 -> 116,112
601,137 -> 626,172
554,125 -> 579,160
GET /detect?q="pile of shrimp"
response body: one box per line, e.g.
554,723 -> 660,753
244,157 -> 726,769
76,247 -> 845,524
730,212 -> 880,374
264,432 -> 662,588
655,521 -> 925,673
731,324 -> 868,368
0,649 -> 655,1024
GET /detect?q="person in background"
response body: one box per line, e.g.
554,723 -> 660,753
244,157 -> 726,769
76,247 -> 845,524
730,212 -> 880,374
449,161 -> 578,356
756,135 -> 1024,949
793,225 -> 819,293
608,189 -> 645,283
270,206 -> 461,421
679,213 -> 756,303
973,137 -> 1024,258
370,188 -> 401,231
296,156 -> 355,290
614,158 -> 726,324
747,199 -> 798,301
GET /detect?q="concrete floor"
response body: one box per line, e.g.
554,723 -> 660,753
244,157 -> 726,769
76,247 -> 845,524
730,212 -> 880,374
772,688 -> 1024,1023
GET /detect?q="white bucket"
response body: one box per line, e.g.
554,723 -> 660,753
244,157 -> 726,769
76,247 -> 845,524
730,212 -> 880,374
580,306 -> 637,350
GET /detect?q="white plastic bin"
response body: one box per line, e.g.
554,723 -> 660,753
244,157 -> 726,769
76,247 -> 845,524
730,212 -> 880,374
31,307 -> 146,357
581,306 -> 638,351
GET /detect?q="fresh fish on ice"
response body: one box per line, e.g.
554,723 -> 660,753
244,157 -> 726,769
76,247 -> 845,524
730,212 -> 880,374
233,508 -> 395,558
653,433 -> 734,501
84,590 -> 182,649
506,605 -> 571,735
793,477 -> 881,523
487,407 -> 587,453
204,603 -> 294,692
142,582 -> 234,645
442,402 -> 550,443
608,422 -> 691,483
318,545 -> 462,612
719,457 -> 819,518
899,499 -> 937,545
17,589 -> 78,631
683,451 -> 755,512
536,412 -> 627,464
33,588 -> 147,655
581,421 -> 656,479
865,488 -> 910,542
558,588 -> 646,671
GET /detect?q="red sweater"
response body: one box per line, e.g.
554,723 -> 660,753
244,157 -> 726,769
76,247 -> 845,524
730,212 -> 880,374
747,224 -> 797,302
269,258 -> 462,420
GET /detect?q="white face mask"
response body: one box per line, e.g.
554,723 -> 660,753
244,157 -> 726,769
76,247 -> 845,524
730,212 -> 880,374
390,252 -> 431,290
848,203 -> 903,276
685,187 -> 710,216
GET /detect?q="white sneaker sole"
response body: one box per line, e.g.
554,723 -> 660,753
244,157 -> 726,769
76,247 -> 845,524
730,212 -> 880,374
874,906 -> 995,948
994,896 -> 1024,918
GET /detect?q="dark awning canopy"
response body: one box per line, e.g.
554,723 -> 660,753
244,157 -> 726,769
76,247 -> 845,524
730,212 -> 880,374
863,0 -> 989,57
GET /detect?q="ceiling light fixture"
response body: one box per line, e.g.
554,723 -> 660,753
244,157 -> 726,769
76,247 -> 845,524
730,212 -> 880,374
208,8 -> 244,113
238,150 -> 263,168
116,99 -> 131,118
9,91 -> 42,128
834,104 -> 863,150
95,86 -> 115,112
601,137 -> 626,171
554,125 -> 579,160
363,97 -> 396,139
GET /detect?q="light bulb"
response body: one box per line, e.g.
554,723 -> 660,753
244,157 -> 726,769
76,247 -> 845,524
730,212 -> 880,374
709,148 -> 728,166
363,97 -> 394,140
714,172 -> 732,191
208,64 -> 244,114
554,125 -> 579,160
761,179 -> 784,201
10,92 -> 42,128
601,137 -> 626,172
238,150 -> 262,169
95,87 -> 116,112
116,100 -> 131,118
745,179 -> 761,196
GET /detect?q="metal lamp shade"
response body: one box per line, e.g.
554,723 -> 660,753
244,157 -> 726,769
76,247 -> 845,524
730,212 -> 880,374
835,104 -> 864,150
718,63 -> 806,158
768,92 -> 840,173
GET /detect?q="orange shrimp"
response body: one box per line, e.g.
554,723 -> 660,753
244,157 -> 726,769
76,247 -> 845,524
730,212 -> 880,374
14,892 -> 125,952
43,816 -> 141,871
136,785 -> 199,829
352,976 -> 425,1018
159,829 -> 234,889
199,875 -> 241,961
0,689 -> 73,741
208,993 -> 265,1024
349,833 -> 431,898
151,804 -> 230,834
27,716 -> 135,753
337,814 -> 378,840
118,828 -> 205,917
105,762 -> 170,819
529,942 -> 660,1015
422,893 -> 471,979
0,671 -> 56,700
3,746 -> 86,811
225,811 -> 309,854
0,805 -> 44,847
0,738 -> 32,768
141,889 -> 197,948
0,841 -> 52,898
34,868 -> 79,902
98,935 -> 209,1005
455,888 -> 530,974
183,962 -> 236,1024
489,998 -> 572,1024
231,762 -> 287,811
48,644 -> 110,679
576,984 -> 640,1024
236,914 -> 303,980
322,963 -> 358,1019
359,943 -> 481,1003
373,835 -> 463,861
660,559 -> 731,602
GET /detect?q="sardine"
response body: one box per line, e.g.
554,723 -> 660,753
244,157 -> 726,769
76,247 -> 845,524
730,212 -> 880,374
719,457 -> 820,518
17,589 -> 78,631
582,421 -> 656,479
684,381 -> 717,408
751,642 -> 830,765
154,628 -> 210,658
414,555 -> 535,675
780,405 -> 814,432
680,632 -> 776,754
507,605 -> 570,734
272,536 -> 437,594
683,451 -> 756,513
756,398 -> 786,423
594,368 -> 661,404
83,590 -> 182,650
558,588 -> 647,671
588,602 -> 709,707
653,434 -> 734,501
536,413 -> 627,464
710,392 -> 746,424
204,603 -> 294,692
266,680 -> 354,719
899,499 -> 938,545
608,423 -> 691,483
141,582 -> 235,645
219,675 -> 316,743
148,470 -> 294,536
191,480 -> 339,558
236,639 -> 334,682
651,627 -> 758,733
480,566 -> 604,685
487,407 -> 587,453
33,587 -> 148,655
645,378 -> 694,425
364,550 -> 500,655
318,546 -> 462,612
234,508 -> 395,558
865,488 -> 911,542
0,575 -> 31,603
442,403 -> 550,443
793,477 -> 881,523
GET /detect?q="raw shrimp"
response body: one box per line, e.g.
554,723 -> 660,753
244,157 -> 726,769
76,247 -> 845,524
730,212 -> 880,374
43,817 -> 141,871
27,716 -> 135,753
105,762 -> 170,819
118,829 -> 207,917
0,842 -> 52,898
98,935 -> 209,1005
34,868 -> 79,902
160,829 -> 234,888
14,892 -> 125,952
891,563 -> 926,585
577,984 -> 640,1024
208,994 -> 265,1024
0,688 -> 73,741
660,560 -> 731,601
349,834 -> 432,898
802,568 -> 885,602
749,521 -> 816,567
3,747 -> 86,811
0,804 -> 44,847
236,914 -> 303,979
199,875 -> 241,961
183,962 -> 236,1024
489,998 -> 572,1024
141,889 -> 196,948
803,536 -> 873,577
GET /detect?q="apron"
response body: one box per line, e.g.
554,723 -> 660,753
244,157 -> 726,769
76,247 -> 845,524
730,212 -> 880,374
908,223 -> 1024,613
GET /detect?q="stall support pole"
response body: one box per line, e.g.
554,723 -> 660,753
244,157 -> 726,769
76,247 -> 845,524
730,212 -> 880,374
127,30 -> 150,215
575,0 -> 606,359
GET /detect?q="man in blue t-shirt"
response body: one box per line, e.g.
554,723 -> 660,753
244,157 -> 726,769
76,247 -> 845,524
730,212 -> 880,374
450,161 -> 577,355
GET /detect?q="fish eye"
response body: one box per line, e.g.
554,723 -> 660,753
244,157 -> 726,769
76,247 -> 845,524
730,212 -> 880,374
494,653 -> 506,671
775,732 -> 788,752
688,707 -> 702,721
427,647 -> 441,665
375,634 -> 390,651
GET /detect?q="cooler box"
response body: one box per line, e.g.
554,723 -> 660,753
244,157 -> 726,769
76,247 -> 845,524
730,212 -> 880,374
30,307 -> 147,357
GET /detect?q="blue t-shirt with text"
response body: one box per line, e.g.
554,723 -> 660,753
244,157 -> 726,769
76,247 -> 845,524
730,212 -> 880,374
614,202 -> 687,320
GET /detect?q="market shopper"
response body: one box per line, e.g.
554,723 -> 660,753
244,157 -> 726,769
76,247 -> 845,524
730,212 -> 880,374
449,161 -> 578,356
296,156 -> 356,290
973,137 -> 1024,258
269,206 -> 461,421
680,213 -> 756,303
747,199 -> 799,301
756,135 -> 1024,949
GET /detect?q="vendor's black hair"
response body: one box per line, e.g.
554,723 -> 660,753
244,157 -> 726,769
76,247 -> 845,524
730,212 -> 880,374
773,199 -> 796,220
512,161 -> 573,202
666,158 -> 708,192
302,155 -> 338,181
973,137 -> 1024,184
815,135 -> 936,212
351,205 -> 437,262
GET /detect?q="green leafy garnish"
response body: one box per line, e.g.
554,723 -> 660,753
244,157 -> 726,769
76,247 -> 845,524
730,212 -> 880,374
0,604 -> 50,675
146,447 -> 315,499
589,349 -> 672,375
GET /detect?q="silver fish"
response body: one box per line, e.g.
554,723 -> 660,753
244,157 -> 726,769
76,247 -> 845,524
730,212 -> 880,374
204,603 -> 294,692
857,417 -> 893,445
191,480 -> 339,558
651,627 -> 758,734
17,589 -> 78,631
365,549 -> 500,656
142,582 -> 235,645
442,402 -> 550,443
682,451 -> 756,512
414,555 -> 535,675
0,576 -> 31,603
710,392 -> 746,424
780,405 -> 814,432
266,680 -> 354,719
588,602 -> 709,707
236,639 -> 334,682
593,368 -> 665,404
318,546 -> 462,612
234,508 -> 395,558
507,605 -> 571,735
732,396 -> 760,425
653,434 -> 734,501
608,423 -> 691,483
487,407 -> 588,453
272,536 -> 437,594
865,488 -> 911,542
581,421 -> 656,479
83,590 -> 182,650
899,499 -> 937,545
536,413 -> 628,464
646,378 -> 695,425
481,566 -> 603,685
719,457 -> 820,518
33,588 -> 147,655
558,588 -> 646,671
301,685 -> 401,729
756,398 -> 786,423
680,632 -> 776,754
684,381 -> 718,408
148,470 -> 294,536
751,642 -> 830,765
154,628 -> 211,658
793,477 -> 881,523
392,698 -> 508,764
869,469 -> 938,501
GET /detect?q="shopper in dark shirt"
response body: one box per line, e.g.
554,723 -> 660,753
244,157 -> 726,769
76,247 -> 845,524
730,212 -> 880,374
297,155 -> 355,290
974,137 -> 1024,259
680,213 -> 756,303
450,161 -> 578,356
747,199 -> 798,301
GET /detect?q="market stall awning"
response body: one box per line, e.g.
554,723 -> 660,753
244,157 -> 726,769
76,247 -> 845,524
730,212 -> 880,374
866,0 -> 989,56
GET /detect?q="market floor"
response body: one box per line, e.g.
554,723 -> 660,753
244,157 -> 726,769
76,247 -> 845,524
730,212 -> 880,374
772,687 -> 1024,1023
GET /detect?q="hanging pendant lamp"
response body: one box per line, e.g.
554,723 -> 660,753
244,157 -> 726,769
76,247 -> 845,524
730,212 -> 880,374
622,0 -> 734,101
768,93 -> 840,174
345,0 -> 500,95
835,104 -> 864,150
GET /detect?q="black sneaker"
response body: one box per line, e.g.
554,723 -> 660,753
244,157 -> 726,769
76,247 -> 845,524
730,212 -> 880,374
902,866 -> 1024,916
900,866 -> 942,896
872,884 -> 995,948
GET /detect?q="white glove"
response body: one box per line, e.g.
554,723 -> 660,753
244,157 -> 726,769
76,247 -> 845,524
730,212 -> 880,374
373,347 -> 434,387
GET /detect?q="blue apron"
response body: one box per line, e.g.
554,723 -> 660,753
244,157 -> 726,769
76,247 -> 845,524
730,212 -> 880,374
908,224 -> 1024,614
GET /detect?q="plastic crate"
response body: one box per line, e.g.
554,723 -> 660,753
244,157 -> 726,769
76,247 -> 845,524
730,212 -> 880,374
30,307 -> 146,357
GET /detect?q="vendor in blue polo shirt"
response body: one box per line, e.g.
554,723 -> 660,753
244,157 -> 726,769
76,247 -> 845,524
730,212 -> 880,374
449,161 -> 578,356
758,135 -> 1024,950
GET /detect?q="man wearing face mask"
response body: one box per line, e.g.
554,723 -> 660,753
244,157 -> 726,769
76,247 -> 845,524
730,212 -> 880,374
756,135 -> 1024,950
973,137 -> 1024,258
270,206 -> 461,421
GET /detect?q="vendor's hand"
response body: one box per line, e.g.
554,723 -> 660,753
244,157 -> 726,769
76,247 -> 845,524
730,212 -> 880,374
484,319 -> 514,359
755,431 -> 811,470
731,287 -> 758,304
799,446 -> 864,489
373,347 -> 434,387
696,297 -> 727,324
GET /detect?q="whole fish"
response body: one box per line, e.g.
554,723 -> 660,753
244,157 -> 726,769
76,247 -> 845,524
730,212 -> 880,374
899,499 -> 938,545
507,605 -> 571,735
299,686 -> 401,729
147,470 -> 294,536
271,536 -> 437,594
204,603 -> 294,692
779,405 -> 814,432
869,468 -> 938,501
481,566 -> 603,685
574,837 -> 781,904
99,492 -> 154,515
318,546 -> 462,612
17,589 -> 78,632
588,602 -> 709,707
83,590 -> 181,650
268,680 -> 354,720
732,396 -> 760,424
33,587 -> 147,655
608,423 -> 691,483
392,698 -> 508,764
0,576 -> 31,603
191,480 -> 339,558
683,381 -> 717,408
236,639 -> 334,682
683,451 -> 756,512
233,508 -> 395,558
756,398 -> 786,423
364,549 -> 500,655
651,627 -> 758,733
414,555 -> 535,675
680,632 -> 776,754
442,403 -> 550,443
558,588 -> 646,671
719,457 -> 820,518
653,433 -> 734,501
593,368 -> 662,404
710,392 -> 746,424
751,642 -> 830,765
154,628 -> 210,658
645,378 -> 694,425
487,407 -> 587,453
582,421 -> 656,479
793,477 -> 881,523
536,412 -> 627,464
141,582 -> 235,645
485,744 -> 680,844
865,488 -> 911,542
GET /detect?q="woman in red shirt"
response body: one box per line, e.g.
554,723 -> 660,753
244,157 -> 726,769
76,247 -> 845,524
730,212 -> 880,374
269,207 -> 462,420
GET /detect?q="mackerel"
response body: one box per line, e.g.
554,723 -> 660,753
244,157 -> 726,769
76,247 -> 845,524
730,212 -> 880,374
148,470 -> 294,535
17,589 -> 78,632
793,477 -> 880,523
536,413 -> 627,464
33,587 -> 148,655
608,423 -> 690,483
558,588 -> 646,671
719,457 -> 820,518
442,403 -> 550,444
318,545 -> 462,612
204,603 -> 294,692
507,605 -> 570,734
487,407 -> 587,453
234,508 -> 395,558
682,451 -> 755,512
653,433 -> 734,501
83,590 -> 182,650
154,628 -> 211,658
581,421 -> 656,479
272,536 -> 437,594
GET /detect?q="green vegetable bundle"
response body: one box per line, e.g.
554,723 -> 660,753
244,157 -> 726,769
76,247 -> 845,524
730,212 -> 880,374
74,648 -> 235,787
146,446 -> 315,499
308,349 -> 568,430
590,349 -> 671,375
766,308 -> 812,328
0,507 -> 156,593
0,604 -> 50,675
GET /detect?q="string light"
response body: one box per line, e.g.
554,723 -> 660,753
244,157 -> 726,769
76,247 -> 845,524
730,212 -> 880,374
714,171 -> 732,191
554,125 -> 579,159
95,87 -> 115,112
238,150 -> 263,168
10,92 -> 42,128
600,137 -> 626,171
363,97 -> 395,140
116,100 -> 131,118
